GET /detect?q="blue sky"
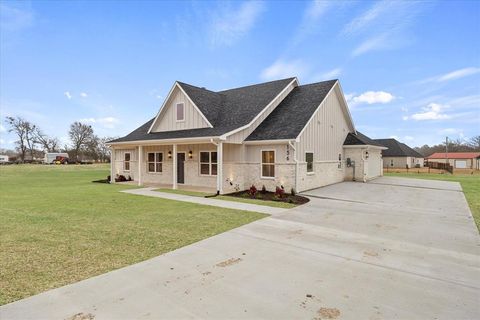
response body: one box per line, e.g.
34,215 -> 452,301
1,0 -> 479,148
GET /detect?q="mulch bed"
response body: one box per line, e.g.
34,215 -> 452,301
225,190 -> 309,205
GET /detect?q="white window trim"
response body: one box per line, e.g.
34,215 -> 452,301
176,102 -> 185,122
124,152 -> 131,172
147,152 -> 163,174
199,150 -> 217,176
260,149 -> 275,179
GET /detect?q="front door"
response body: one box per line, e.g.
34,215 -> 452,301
177,153 -> 185,184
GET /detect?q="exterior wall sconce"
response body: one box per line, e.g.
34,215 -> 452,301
365,151 -> 369,159
168,151 -> 172,159
188,150 -> 193,159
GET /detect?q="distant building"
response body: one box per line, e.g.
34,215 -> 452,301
0,155 -> 9,163
373,138 -> 424,168
426,152 -> 480,170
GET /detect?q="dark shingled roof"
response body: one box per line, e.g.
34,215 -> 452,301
246,80 -> 337,140
343,132 -> 384,147
109,77 -> 296,143
373,138 -> 424,157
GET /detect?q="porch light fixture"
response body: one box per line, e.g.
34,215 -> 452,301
188,150 -> 193,159
365,151 -> 369,159
168,151 -> 172,159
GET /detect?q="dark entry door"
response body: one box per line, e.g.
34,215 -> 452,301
177,153 -> 185,184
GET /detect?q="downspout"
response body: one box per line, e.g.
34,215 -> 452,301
289,140 -> 299,193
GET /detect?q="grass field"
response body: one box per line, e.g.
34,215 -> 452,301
385,172 -> 480,230
0,164 -> 266,305
155,188 -> 297,209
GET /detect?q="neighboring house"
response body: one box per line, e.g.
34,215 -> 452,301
0,155 -> 9,163
107,77 -> 384,194
426,152 -> 480,170
374,138 -> 424,168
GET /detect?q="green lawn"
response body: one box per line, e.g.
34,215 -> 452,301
0,165 -> 266,305
155,188 -> 297,209
385,172 -> 480,231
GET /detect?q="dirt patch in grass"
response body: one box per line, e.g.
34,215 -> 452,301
225,190 -> 309,206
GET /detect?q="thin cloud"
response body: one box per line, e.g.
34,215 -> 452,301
313,68 -> 342,81
292,0 -> 334,45
419,67 -> 480,84
79,117 -> 120,129
209,1 -> 265,47
0,2 -> 34,32
64,91 -> 72,100
260,59 -> 307,81
80,92 -> 88,98
346,1 -> 426,56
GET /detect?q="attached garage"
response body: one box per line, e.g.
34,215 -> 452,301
343,132 -> 386,182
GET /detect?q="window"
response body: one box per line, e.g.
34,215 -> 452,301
124,152 -> 131,171
261,150 -> 275,178
306,152 -> 314,173
338,153 -> 342,169
176,103 -> 184,121
199,151 -> 217,176
147,152 -> 163,173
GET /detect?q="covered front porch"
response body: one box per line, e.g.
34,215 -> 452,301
110,139 -> 240,194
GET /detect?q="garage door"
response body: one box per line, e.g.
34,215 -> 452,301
455,160 -> 467,168
367,158 -> 382,179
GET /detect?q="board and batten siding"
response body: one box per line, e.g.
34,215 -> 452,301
296,86 -> 350,162
150,87 -> 210,132
225,81 -> 297,143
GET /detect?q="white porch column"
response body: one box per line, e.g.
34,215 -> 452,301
172,144 -> 177,189
138,145 -> 143,186
110,146 -> 115,183
217,141 -> 223,194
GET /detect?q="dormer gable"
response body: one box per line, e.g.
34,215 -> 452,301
148,82 -> 213,133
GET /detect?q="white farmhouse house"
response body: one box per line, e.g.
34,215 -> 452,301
107,78 -> 385,193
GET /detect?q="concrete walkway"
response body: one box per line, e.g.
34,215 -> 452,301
120,187 -> 287,215
2,177 -> 479,319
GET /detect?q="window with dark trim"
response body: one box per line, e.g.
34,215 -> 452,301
200,151 -> 217,176
261,150 -> 275,178
306,152 -> 314,173
147,152 -> 163,173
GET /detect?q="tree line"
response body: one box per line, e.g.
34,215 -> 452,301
414,136 -> 480,157
3,116 -> 116,162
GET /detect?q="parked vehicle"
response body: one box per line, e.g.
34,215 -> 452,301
44,153 -> 69,164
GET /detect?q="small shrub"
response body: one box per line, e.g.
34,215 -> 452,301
275,186 -> 285,199
248,185 -> 257,198
290,187 -> 296,196
261,185 -> 267,194
127,175 -> 132,181
115,174 -> 127,182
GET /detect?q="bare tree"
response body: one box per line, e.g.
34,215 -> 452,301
97,136 -> 116,162
68,122 -> 94,161
5,116 -> 30,162
468,135 -> 480,151
33,127 -> 60,152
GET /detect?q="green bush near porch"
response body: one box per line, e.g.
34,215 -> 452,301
0,164 -> 266,305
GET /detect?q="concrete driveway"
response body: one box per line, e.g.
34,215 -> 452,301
1,177 -> 479,319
